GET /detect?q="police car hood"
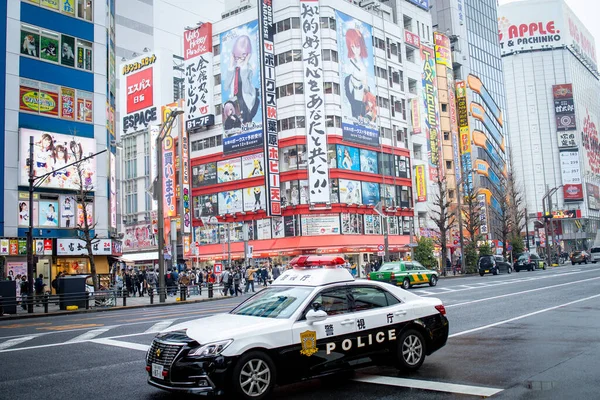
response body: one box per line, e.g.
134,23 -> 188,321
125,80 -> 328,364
168,313 -> 289,344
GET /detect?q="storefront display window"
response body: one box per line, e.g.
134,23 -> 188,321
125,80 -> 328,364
55,258 -> 89,275
388,216 -> 399,235
359,148 -> 379,174
299,180 -> 310,204
330,179 -> 339,203
364,215 -> 382,234
381,153 -> 394,176
381,184 -> 396,208
297,144 -> 308,169
397,186 -> 413,208
341,213 -> 363,234
402,217 -> 413,235
280,146 -> 298,171
281,180 -> 299,206
328,144 -> 337,168
395,155 -> 410,178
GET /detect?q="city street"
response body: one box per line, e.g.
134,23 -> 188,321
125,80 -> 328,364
1,264 -> 600,399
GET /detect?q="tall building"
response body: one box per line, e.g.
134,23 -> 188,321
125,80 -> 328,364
187,0 -> 431,269
500,0 -> 600,251
431,0 -> 508,245
3,0 -> 119,284
116,0 -> 226,263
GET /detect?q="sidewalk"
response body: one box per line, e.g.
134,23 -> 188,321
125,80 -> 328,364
0,283 -> 266,320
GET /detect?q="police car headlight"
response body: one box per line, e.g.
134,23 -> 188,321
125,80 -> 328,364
189,339 -> 233,357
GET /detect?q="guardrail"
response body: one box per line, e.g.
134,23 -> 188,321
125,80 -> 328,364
0,282 -> 246,316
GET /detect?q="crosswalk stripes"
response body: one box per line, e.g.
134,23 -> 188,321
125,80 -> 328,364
90,338 -> 149,352
0,336 -> 36,351
66,328 -> 111,343
144,320 -> 175,334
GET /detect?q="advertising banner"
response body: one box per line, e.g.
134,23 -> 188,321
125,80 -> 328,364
406,0 -> 429,11
150,126 -> 159,210
180,123 -> 192,234
110,152 -> 117,230
405,30 -> 421,49
76,90 -> 93,123
195,194 -> 218,218
341,213 -> 362,234
339,179 -> 362,204
120,53 -> 162,135
217,158 -> 242,182
60,86 -> 75,120
57,238 -> 112,256
218,190 -> 243,215
38,200 -> 59,227
243,185 -> 266,212
478,194 -> 488,235
258,0 -> 282,217
359,148 -> 378,174
364,215 -> 382,235
434,32 -> 451,68
183,23 -> 215,130
411,98 -> 421,134
39,82 -> 60,116
553,84 -> 577,148
456,81 -> 473,192
123,223 -> 157,252
447,71 -> 461,183
421,45 -> 441,181
361,182 -> 380,205
272,216 -> 284,238
582,109 -> 600,176
337,145 -> 360,171
161,104 -> 177,217
19,128 -> 97,190
242,153 -> 265,178
192,162 -> 217,187
59,195 -> 76,228
300,0 -> 330,204
256,219 -> 272,240
77,202 -> 94,227
220,21 -> 263,154
415,165 -> 427,202
587,183 -> 600,210
560,150 -> 583,202
335,11 -> 379,147
301,214 -> 340,236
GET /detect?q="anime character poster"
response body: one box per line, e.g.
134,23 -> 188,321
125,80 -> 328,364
339,179 -> 362,205
337,145 -> 360,171
77,202 -> 94,227
359,148 -> 379,174
217,158 -> 242,183
242,153 -> 264,178
272,216 -> 284,238
38,200 -> 59,227
243,186 -> 266,212
218,190 -> 243,215
336,11 -> 379,147
361,181 -> 380,205
220,21 -> 263,155
59,195 -> 76,228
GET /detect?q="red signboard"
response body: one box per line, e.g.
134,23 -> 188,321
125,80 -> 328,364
126,67 -> 153,114
552,84 -> 574,99
563,184 -> 584,202
404,30 -> 421,48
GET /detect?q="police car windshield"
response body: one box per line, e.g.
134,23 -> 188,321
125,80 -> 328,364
230,286 -> 313,319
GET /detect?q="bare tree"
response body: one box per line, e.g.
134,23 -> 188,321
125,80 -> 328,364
498,190 -> 511,258
429,169 -> 456,269
71,140 -> 100,291
462,183 -> 482,244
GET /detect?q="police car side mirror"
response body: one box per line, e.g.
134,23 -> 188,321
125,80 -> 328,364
306,309 -> 328,325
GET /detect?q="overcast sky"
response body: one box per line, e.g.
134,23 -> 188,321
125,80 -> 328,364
498,0 -> 600,58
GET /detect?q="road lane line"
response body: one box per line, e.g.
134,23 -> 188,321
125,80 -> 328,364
144,320 -> 175,333
90,338 -> 149,352
0,336 -> 36,351
449,293 -> 600,338
66,328 -> 112,343
353,374 -> 503,397
445,275 -> 600,308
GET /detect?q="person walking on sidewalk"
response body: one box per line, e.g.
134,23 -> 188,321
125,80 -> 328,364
125,270 -> 133,297
244,266 -> 257,293
221,268 -> 231,296
131,270 -> 140,297
20,276 -> 30,310
146,269 -> 157,295
233,268 -> 242,296
34,274 -> 46,306
179,271 -> 190,297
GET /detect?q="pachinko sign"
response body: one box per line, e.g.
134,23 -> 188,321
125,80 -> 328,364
183,23 -> 215,130
498,4 -> 562,55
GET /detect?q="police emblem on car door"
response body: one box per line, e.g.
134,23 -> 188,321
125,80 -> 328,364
300,330 -> 318,356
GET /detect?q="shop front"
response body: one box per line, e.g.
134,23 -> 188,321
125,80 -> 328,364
1,238 -> 54,288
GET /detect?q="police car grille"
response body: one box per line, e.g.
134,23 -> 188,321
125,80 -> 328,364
147,341 -> 183,366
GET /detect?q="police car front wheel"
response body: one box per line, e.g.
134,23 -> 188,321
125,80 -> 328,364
232,351 -> 276,400
397,329 -> 426,371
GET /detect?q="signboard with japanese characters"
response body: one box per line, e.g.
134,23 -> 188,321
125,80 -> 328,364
300,0 -> 330,204
162,103 -> 178,217
404,30 -> 420,49
258,0 -> 281,216
560,149 -> 583,202
421,45 -> 441,181
180,121 -> 192,234
183,23 -> 215,130
57,238 -> 113,256
552,84 -> 576,148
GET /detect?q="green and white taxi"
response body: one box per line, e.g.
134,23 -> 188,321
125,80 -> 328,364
368,261 -> 438,289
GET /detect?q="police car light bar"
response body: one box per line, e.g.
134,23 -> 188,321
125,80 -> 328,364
290,255 -> 346,268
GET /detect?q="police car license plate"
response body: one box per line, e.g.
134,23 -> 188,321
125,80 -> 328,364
484,270 -> 489,273
152,363 -> 164,379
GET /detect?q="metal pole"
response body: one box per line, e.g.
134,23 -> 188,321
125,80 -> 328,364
171,219 -> 178,271
383,216 -> 389,262
525,207 -> 530,251
27,136 -> 34,313
457,178 -> 466,274
409,217 -> 415,261
227,223 -> 231,269
156,131 -> 166,303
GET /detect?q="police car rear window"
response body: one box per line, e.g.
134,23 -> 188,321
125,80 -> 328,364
231,286 -> 313,319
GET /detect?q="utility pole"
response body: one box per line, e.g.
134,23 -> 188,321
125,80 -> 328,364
524,207 -> 530,251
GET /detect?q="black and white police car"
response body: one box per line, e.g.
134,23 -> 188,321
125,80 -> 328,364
146,255 -> 449,399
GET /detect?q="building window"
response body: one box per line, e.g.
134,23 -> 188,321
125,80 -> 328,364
276,50 -> 302,66
275,17 -> 300,33
406,47 -> 415,63
377,96 -> 390,109
213,44 -> 220,56
190,135 -> 222,151
325,115 -> 341,128
403,15 -> 412,30
76,39 -> 93,71
408,78 -> 417,94
77,0 -> 93,21
448,190 -> 455,200
320,16 -> 336,30
413,144 -> 422,160
276,82 -> 303,99
214,74 -> 221,85
373,36 -> 385,50
446,160 -> 452,170
441,103 -> 448,113
322,49 -> 338,62
443,131 -> 450,141
215,103 -> 222,116
376,66 -> 388,80
324,82 -> 340,95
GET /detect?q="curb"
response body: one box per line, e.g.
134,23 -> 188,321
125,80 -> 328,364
0,294 -> 233,321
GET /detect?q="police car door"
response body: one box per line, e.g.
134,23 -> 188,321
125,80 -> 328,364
348,284 -> 413,360
286,286 -> 357,377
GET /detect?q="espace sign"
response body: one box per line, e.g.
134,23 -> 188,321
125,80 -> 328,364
119,52 -> 171,135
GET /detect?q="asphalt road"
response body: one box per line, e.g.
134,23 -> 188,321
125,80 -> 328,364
1,264 -> 600,400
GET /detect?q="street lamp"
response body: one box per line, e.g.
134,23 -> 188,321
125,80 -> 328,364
156,107 -> 184,303
542,185 -> 562,266
455,168 -> 477,274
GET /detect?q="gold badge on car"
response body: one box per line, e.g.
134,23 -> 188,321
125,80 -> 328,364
300,330 -> 318,356
156,348 -> 162,358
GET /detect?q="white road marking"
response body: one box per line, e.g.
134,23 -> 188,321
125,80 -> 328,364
0,336 -> 36,351
90,338 -> 149,352
449,293 -> 600,338
353,374 -> 503,397
144,320 -> 175,334
413,290 -> 436,296
66,328 -> 111,343
446,275 -> 600,308
437,288 -> 456,292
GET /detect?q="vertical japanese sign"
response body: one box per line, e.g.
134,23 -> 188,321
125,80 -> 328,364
415,165 -> 427,202
335,11 -> 379,147
258,0 -> 281,216
220,21 -> 263,154
180,114 -> 192,234
552,84 -> 576,148
150,125 -> 159,210
120,53 -> 160,134
421,45 -> 441,181
456,80 -> 473,191
447,72 -> 462,184
434,32 -> 451,68
300,0 -> 330,204
478,194 -> 488,235
162,104 -> 177,217
110,152 -> 117,229
184,23 -> 215,130
410,98 -> 421,134
560,150 -> 583,202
